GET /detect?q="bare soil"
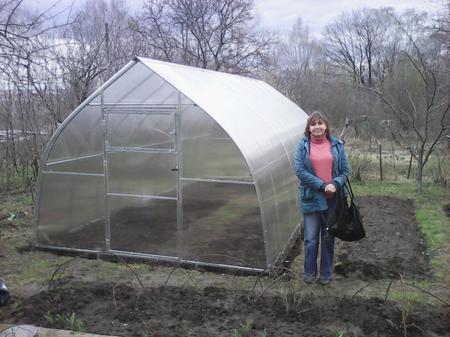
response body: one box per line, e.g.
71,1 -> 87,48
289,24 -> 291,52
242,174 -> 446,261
334,196 -> 431,280
3,282 -> 450,337
0,194 -> 449,337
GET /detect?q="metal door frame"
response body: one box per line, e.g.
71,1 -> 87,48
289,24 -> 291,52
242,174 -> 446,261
100,93 -> 182,258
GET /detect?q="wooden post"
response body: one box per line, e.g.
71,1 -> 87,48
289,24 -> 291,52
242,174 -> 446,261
391,144 -> 397,180
407,154 -> 413,179
377,140 -> 383,181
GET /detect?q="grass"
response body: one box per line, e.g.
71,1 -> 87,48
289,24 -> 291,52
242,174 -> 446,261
1,193 -> 33,216
347,140 -> 450,184
353,180 -> 450,283
21,255 -> 55,283
0,189 -> 34,233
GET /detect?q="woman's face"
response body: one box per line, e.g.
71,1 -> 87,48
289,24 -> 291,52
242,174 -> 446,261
309,119 -> 327,138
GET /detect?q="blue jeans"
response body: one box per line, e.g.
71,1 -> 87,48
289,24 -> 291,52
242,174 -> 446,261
303,197 -> 337,281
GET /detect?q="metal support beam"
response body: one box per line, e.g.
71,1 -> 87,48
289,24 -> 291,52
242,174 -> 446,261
176,92 -> 183,260
102,92 -> 111,251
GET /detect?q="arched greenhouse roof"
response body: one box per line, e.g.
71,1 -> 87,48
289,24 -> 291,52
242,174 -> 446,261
137,57 -> 303,176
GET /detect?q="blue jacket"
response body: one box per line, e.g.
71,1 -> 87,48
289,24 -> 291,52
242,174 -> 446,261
294,135 -> 350,213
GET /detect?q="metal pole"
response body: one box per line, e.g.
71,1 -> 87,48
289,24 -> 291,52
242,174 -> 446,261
102,92 -> 111,251
377,140 -> 383,181
176,92 -> 183,260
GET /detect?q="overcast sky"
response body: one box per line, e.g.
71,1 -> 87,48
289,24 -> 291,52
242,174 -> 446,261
254,0 -> 434,36
25,0 -> 436,37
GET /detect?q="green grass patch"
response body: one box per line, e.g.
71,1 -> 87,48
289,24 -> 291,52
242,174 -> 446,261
19,253 -> 57,284
0,192 -> 34,229
2,193 -> 34,210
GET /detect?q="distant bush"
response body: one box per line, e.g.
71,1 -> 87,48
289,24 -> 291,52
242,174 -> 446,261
348,153 -> 372,182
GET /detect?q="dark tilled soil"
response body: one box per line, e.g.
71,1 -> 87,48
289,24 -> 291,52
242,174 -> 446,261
334,196 -> 430,280
3,282 -> 449,337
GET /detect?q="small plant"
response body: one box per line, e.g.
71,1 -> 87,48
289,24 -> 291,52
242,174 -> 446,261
44,311 -> 55,324
399,291 -> 418,333
431,154 -> 449,187
45,312 -> 85,332
259,328 -> 269,337
232,320 -> 252,337
232,330 -> 241,337
336,331 -> 345,337
279,278 -> 304,314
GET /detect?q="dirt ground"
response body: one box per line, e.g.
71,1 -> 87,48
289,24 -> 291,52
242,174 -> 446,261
4,282 -> 450,337
0,194 -> 449,337
333,196 -> 430,280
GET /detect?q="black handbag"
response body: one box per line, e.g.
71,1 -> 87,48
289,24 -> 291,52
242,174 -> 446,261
0,279 -> 10,306
327,177 -> 366,241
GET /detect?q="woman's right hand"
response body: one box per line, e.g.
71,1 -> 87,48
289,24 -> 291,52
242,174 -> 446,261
324,184 -> 336,194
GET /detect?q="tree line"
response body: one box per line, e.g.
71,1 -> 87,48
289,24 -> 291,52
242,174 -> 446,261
0,0 -> 448,192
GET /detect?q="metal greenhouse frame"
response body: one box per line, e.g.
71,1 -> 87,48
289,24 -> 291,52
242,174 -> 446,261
33,57 -> 308,272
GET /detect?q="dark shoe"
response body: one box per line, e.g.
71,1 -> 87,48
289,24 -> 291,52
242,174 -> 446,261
303,276 -> 316,284
319,279 -> 331,285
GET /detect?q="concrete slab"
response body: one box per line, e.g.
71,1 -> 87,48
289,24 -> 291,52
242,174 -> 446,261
0,325 -> 37,337
0,325 -> 119,337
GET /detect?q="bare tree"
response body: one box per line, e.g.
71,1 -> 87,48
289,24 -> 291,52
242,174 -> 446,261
131,0 -> 273,73
0,0 -> 71,192
261,18 -> 322,105
323,8 -> 399,87
359,11 -> 449,192
55,0 -> 135,107
320,8 -> 449,191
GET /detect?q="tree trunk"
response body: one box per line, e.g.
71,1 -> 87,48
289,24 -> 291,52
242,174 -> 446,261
416,158 -> 424,193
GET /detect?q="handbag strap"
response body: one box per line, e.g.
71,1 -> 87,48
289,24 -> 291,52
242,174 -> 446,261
344,176 -> 355,201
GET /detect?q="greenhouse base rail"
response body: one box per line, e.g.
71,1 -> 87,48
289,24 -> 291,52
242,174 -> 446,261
33,244 -> 268,274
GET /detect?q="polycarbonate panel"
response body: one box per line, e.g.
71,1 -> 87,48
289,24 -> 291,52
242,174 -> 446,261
108,152 -> 177,197
109,195 -> 177,256
102,62 -> 191,105
45,154 -> 103,174
47,105 -> 103,163
181,106 -> 252,179
182,181 -> 265,268
107,113 -> 175,150
36,173 -> 105,249
253,152 -> 301,266
275,175 -> 299,241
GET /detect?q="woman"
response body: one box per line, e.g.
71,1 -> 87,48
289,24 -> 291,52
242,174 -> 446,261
294,111 -> 350,285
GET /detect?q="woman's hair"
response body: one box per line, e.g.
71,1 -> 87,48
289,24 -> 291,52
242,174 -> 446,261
304,111 -> 331,137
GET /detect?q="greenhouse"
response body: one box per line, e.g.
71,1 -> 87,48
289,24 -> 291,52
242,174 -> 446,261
34,57 -> 308,272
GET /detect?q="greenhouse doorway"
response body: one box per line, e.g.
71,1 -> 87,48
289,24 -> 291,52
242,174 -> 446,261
104,105 -> 181,259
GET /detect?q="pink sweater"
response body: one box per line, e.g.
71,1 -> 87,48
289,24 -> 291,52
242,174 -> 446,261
310,136 -> 332,185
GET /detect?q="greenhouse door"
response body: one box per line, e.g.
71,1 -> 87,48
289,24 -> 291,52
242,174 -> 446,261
104,106 -> 180,258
